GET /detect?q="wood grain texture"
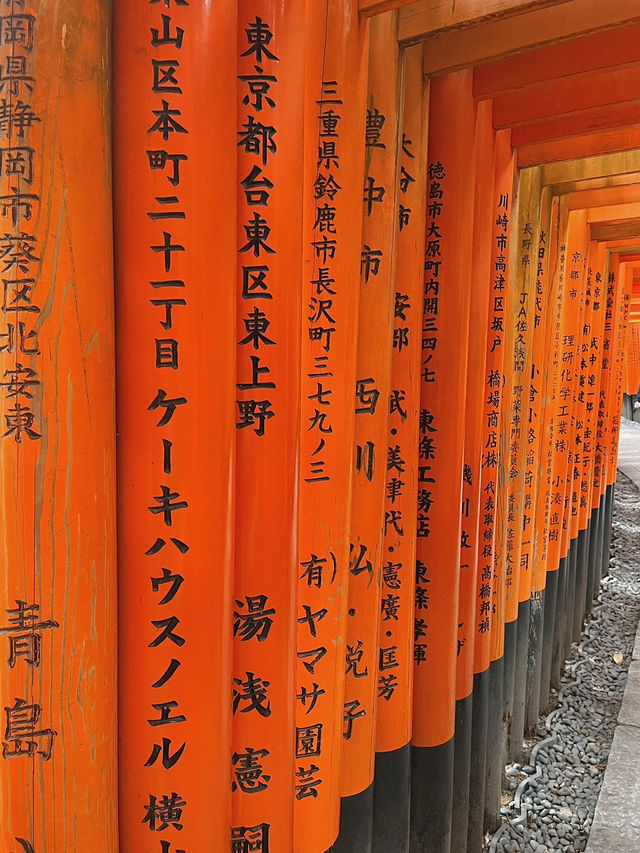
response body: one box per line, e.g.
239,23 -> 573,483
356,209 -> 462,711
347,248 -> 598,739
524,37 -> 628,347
0,1 -> 117,851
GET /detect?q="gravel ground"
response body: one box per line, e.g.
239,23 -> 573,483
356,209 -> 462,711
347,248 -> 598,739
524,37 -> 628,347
486,470 -> 640,853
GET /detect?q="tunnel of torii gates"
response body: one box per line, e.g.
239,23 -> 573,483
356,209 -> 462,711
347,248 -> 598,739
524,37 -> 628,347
5,2 -> 640,853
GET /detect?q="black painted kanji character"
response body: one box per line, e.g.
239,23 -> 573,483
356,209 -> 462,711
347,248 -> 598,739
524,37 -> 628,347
141,792 -> 187,832
234,595 -> 275,643
151,568 -> 184,606
148,486 -> 188,526
378,674 -> 398,701
242,16 -> 279,63
149,616 -> 185,648
297,646 -> 327,676
343,699 -> 365,740
297,605 -> 327,639
232,746 -> 271,793
345,640 -> 367,678
295,764 -> 322,799
233,672 -> 271,717
296,683 -> 325,715
148,100 -> 188,140
148,389 -> 187,427
147,700 -> 186,727
237,116 -> 277,166
145,737 -> 186,770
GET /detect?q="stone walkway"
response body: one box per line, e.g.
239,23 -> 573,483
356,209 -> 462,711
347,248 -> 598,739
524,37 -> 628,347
585,416 -> 640,852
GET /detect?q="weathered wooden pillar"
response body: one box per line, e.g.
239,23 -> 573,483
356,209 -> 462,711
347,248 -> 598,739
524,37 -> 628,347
232,2 -> 308,848
0,2 -> 117,851
114,3 -> 237,849
296,3 -> 368,851
549,208 -> 588,686
452,96 -> 495,853
523,186 -> 554,730
481,129 -> 515,835
504,167 -> 542,762
336,11 -> 398,852
570,240 -> 597,644
536,194 -> 566,712
372,40 -> 427,853
410,68 -> 476,853
581,241 -> 607,618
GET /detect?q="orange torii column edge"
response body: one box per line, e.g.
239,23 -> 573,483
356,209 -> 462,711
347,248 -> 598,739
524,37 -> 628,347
502,167 -> 543,763
0,2 -> 117,850
114,3 -> 236,851
296,3 -> 368,852
452,96 -> 495,853
525,187 -> 559,726
558,214 -> 589,668
336,11 -> 399,852
570,241 -> 598,644
372,41 -> 427,853
410,69 -> 476,853
233,3 -> 307,851
581,242 -> 607,620
482,129 -> 516,834
549,208 -> 588,684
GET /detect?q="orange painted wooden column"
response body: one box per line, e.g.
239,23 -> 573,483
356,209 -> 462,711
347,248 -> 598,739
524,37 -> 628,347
597,251 -> 622,516
529,192 -> 565,713
578,241 -> 607,616
451,96 -> 494,851
607,260 -> 631,480
591,251 -> 618,516
530,193 -> 561,595
481,134 -> 515,833
411,68 -> 476,853
0,2 -> 117,850
478,130 -> 514,679
232,3 -> 307,849
519,186 -> 555,730
560,221 -> 589,567
295,2 -> 368,851
503,170 -> 541,633
337,13 -> 398,848
547,210 -> 586,569
114,3 -> 236,850
577,242 -> 605,539
456,98 -> 494,711
522,189 -> 552,604
372,39 -> 427,851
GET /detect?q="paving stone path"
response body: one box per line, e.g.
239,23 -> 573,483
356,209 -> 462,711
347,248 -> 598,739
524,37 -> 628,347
487,466 -> 640,853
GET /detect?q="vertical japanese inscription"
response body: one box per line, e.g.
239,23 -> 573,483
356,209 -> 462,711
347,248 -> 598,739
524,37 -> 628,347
0,0 -> 59,820
413,160 -> 446,669
143,3 -> 192,850
479,187 -> 510,658
236,14 -> 279,439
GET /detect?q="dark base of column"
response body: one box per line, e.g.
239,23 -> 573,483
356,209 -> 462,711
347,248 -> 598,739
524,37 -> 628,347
451,692 -> 473,853
484,657 -> 505,834
467,669 -> 489,853
539,568 -> 557,711
332,782 -> 374,853
503,618 -> 517,756
372,743 -> 411,853
551,555 -> 567,689
511,598 -> 531,760
410,739 -> 454,853
573,528 -> 589,642
564,539 -> 577,661
525,589 -> 544,730
585,506 -> 599,617
601,483 -> 615,578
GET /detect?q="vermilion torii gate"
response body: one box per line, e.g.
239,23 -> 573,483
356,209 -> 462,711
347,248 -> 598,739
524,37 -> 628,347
2,2 -> 640,853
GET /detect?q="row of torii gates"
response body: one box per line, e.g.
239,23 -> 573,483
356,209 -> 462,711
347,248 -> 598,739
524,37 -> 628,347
3,1 -> 640,853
